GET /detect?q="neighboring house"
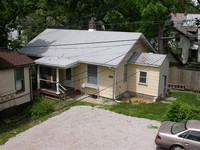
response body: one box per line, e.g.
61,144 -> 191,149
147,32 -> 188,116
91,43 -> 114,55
171,13 -> 200,64
21,28 -> 169,101
0,50 -> 34,111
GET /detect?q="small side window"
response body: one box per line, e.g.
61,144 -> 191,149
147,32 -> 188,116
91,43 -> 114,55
123,64 -> 127,82
186,131 -> 200,142
179,131 -> 190,138
139,71 -> 147,84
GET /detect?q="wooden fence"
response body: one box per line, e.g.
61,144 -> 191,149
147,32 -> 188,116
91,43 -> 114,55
168,67 -> 200,92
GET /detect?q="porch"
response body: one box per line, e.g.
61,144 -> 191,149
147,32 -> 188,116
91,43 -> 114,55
35,56 -> 102,100
35,57 -> 80,99
38,87 -> 79,100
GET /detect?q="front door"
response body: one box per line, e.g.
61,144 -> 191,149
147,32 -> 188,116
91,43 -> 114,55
64,68 -> 73,87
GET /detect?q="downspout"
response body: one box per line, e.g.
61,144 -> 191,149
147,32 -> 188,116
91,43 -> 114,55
109,67 -> 116,100
114,69 -> 117,100
29,66 -> 33,101
37,65 -> 40,89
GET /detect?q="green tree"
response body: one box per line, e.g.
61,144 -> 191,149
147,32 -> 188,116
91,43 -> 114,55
135,0 -> 193,53
0,0 -> 197,50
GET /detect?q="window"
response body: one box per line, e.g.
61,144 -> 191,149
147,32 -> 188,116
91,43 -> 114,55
179,131 -> 190,138
15,68 -> 24,92
186,131 -> 200,142
139,71 -> 147,84
88,65 -> 98,84
189,49 -> 198,62
124,64 -> 128,82
66,68 -> 72,80
171,122 -> 187,134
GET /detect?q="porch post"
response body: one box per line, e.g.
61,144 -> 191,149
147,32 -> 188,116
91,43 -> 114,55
37,65 -> 40,89
56,68 -> 60,94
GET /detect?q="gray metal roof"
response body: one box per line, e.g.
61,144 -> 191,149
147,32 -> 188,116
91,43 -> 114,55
21,29 -> 154,68
128,51 -> 166,67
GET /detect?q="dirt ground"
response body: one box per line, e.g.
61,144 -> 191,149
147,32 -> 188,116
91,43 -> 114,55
1,106 -> 162,150
122,97 -> 152,103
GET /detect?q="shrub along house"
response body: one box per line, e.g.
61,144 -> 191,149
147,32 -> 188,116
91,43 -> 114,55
0,50 -> 34,111
20,26 -> 169,101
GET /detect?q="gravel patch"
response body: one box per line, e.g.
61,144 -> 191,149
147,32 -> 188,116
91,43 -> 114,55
2,106 -> 162,150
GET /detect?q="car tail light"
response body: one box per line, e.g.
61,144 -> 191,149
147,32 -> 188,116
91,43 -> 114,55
156,135 -> 161,140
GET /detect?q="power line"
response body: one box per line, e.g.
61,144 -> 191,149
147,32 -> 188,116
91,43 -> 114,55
22,38 -> 141,48
39,38 -> 152,85
96,0 -> 128,18
62,52 -> 166,108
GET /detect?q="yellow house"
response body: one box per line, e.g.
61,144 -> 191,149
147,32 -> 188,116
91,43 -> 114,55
0,50 -> 34,111
21,29 -> 169,101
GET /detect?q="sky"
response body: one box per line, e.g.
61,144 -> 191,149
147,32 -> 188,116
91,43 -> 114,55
192,0 -> 198,5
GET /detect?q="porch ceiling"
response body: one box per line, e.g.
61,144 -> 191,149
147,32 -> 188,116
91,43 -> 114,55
35,57 -> 78,68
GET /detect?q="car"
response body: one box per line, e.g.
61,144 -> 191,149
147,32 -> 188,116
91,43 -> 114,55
155,120 -> 200,150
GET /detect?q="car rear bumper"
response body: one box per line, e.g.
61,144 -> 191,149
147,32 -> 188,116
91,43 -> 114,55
155,140 -> 170,149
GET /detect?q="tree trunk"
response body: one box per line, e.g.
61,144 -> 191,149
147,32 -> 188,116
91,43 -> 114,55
158,23 -> 166,54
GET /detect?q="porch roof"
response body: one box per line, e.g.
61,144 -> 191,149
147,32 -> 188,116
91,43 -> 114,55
35,57 -> 78,68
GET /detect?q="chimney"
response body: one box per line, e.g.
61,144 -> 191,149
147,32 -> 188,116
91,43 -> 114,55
88,17 -> 96,31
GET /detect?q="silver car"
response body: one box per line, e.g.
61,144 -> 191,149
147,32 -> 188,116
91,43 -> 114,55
155,120 -> 200,150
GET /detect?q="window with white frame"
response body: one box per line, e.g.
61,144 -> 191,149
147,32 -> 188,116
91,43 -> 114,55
15,68 -> 24,92
123,64 -> 128,82
139,71 -> 147,84
87,64 -> 98,84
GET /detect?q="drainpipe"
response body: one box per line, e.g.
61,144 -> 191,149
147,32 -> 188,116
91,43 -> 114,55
56,68 -> 60,94
113,69 -> 117,100
29,66 -> 33,101
109,67 -> 116,100
37,65 -> 40,89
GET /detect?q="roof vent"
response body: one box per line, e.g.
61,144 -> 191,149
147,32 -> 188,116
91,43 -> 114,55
88,17 -> 96,31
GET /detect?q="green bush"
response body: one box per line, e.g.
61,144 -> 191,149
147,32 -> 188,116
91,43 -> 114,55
165,102 -> 200,122
25,96 -> 55,119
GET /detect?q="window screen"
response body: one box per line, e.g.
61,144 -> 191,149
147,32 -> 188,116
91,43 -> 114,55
15,68 -> 24,92
139,71 -> 147,84
88,65 -> 98,84
124,64 -> 127,82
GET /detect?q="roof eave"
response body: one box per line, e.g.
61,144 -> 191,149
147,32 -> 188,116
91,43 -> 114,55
128,62 -> 161,68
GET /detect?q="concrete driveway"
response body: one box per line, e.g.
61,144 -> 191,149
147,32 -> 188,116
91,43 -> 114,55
2,106 -> 163,150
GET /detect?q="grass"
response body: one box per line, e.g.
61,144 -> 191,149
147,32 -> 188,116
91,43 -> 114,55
0,91 -> 199,145
171,91 -> 200,105
105,102 -> 168,121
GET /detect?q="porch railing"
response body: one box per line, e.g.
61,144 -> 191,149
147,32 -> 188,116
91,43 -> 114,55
58,83 -> 66,94
40,78 -> 67,94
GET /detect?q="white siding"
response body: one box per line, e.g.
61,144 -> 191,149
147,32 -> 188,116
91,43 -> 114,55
0,67 -> 31,111
114,39 -> 154,98
127,64 -> 160,98
73,64 -> 87,90
98,66 -> 114,99
0,69 -> 15,94
115,62 -> 128,98
158,58 -> 169,98
73,64 -> 114,99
